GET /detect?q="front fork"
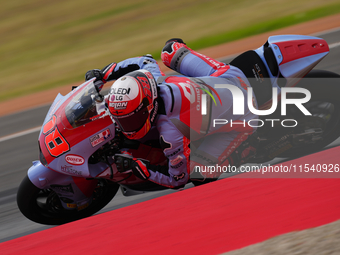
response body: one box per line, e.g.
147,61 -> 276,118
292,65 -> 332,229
28,161 -> 98,210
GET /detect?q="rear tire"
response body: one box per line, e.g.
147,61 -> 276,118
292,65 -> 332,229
17,176 -> 119,225
278,70 -> 340,158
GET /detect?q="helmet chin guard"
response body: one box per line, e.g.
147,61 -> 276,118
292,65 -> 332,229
108,69 -> 158,139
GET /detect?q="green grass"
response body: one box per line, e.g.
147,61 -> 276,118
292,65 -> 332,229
1,0 -> 340,102
151,3 -> 340,59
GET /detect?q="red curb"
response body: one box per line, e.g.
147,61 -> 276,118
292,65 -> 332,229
1,146 -> 340,254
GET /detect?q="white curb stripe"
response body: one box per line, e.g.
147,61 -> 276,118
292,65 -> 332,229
0,126 -> 41,143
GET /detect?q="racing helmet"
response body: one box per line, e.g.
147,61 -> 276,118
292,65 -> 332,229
107,69 -> 158,139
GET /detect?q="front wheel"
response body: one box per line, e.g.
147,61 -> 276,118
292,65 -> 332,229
17,176 -> 119,225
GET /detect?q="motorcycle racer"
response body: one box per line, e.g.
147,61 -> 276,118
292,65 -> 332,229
86,39 -> 257,188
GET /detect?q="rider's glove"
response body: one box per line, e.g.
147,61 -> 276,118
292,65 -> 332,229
115,154 -> 150,180
85,62 -> 117,82
85,63 -> 140,82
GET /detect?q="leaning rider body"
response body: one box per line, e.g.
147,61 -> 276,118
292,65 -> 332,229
86,39 -> 257,188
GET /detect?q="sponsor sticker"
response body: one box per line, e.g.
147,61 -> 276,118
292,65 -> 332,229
67,203 -> 77,209
65,154 -> 85,165
90,129 -> 111,147
111,87 -> 131,95
110,101 -> 128,110
61,165 -> 83,176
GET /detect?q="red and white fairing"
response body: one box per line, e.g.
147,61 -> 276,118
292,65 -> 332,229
37,79 -> 116,178
27,79 -> 118,209
27,78 -> 166,210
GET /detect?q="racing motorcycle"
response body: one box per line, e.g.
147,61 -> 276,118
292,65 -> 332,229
17,35 -> 340,225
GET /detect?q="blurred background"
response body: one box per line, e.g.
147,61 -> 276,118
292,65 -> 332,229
1,0 -> 340,103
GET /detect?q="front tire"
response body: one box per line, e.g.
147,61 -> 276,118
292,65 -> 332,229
17,175 -> 119,225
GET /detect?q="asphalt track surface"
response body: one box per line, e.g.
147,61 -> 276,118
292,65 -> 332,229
0,28 -> 339,244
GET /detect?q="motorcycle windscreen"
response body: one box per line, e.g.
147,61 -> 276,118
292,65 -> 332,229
64,83 -> 100,128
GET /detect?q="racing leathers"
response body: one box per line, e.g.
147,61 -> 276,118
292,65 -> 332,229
94,42 -> 258,188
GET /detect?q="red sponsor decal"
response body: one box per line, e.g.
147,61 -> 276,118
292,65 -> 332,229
90,129 -> 111,147
65,154 -> 85,165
